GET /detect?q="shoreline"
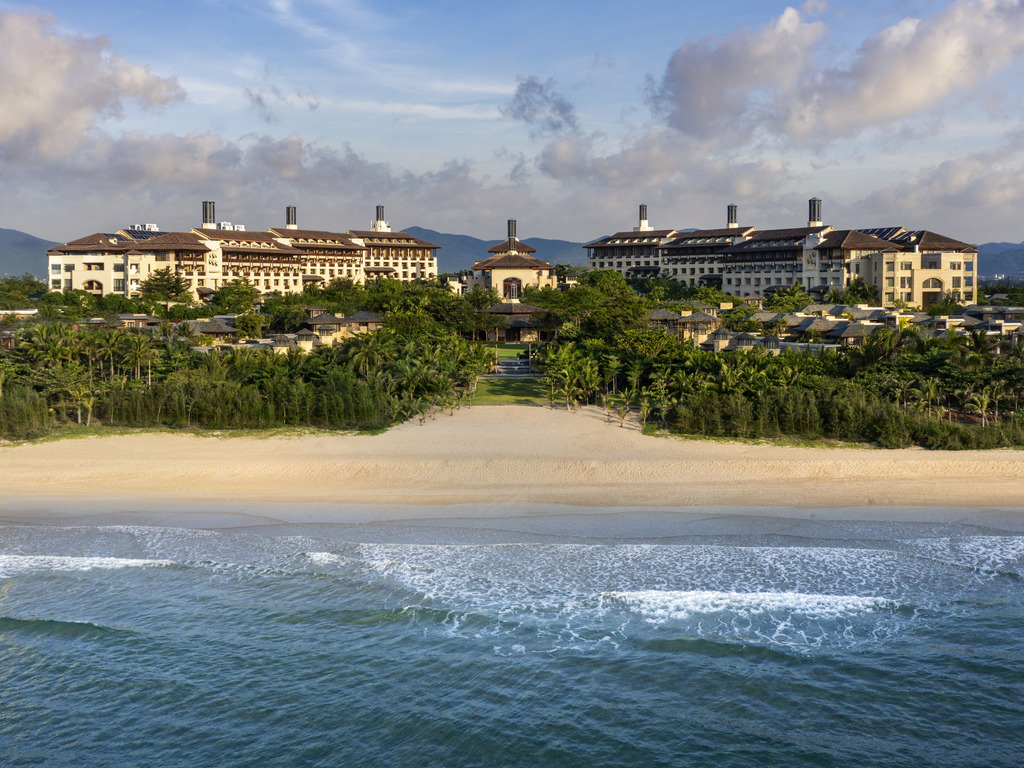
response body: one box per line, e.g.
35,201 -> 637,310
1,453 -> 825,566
3,406 -> 1024,531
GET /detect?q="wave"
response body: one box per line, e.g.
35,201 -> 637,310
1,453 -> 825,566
903,536 -> 1024,579
601,589 -> 896,623
0,555 -> 175,579
0,615 -> 137,639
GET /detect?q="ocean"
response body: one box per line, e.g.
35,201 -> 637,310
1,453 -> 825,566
1,513 -> 1022,767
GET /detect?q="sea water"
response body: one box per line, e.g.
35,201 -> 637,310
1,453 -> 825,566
0,516 -> 1022,767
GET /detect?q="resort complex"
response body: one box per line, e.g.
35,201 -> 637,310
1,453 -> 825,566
46,203 -> 439,301
586,200 -> 978,309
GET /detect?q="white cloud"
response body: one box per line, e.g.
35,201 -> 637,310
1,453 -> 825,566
0,12 -> 183,161
649,0 -> 1024,145
648,7 -> 826,140
784,0 -> 1024,140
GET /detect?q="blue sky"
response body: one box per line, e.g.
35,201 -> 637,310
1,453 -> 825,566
2,0 -> 1024,244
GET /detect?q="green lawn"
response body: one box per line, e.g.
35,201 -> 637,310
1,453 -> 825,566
471,377 -> 547,405
488,343 -> 531,360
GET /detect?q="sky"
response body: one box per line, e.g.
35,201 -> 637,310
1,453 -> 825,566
2,0 -> 1024,244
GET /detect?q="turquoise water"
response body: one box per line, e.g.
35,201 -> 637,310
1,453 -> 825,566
0,518 -> 1022,767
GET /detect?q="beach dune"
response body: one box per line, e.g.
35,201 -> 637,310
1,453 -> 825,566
2,406 -> 1024,528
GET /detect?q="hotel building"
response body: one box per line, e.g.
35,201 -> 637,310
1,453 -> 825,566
587,199 -> 978,309
47,203 -> 439,300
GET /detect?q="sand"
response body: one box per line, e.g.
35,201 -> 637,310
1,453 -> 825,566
2,405 -> 1023,531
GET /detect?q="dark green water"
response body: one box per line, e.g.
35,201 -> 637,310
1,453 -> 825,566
0,521 -> 1021,767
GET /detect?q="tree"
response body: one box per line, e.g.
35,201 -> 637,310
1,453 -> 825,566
139,268 -> 192,302
213,279 -> 260,314
234,313 -> 264,339
765,284 -> 811,313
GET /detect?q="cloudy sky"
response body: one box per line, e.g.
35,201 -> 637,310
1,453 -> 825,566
2,0 -> 1024,244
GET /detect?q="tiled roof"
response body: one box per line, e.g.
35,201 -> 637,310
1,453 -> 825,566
815,230 -> 901,251
893,230 -> 977,252
486,239 -> 538,254
341,311 -> 384,323
472,252 -> 552,270
348,231 -> 440,248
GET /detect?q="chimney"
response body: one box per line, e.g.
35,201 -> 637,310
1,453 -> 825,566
371,204 -> 390,232
634,204 -> 653,232
808,197 -> 822,228
202,201 -> 216,229
727,203 -> 738,229
507,218 -> 517,244
285,205 -> 297,230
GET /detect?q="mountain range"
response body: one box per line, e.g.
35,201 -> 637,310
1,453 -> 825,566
3,226 -> 1023,281
0,228 -> 58,278
403,227 -> 588,273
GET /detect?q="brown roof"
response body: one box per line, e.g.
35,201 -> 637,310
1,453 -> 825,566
721,226 -> 832,254
49,233 -> 132,253
587,229 -> 677,247
487,238 -> 538,254
136,231 -> 215,252
666,226 -> 756,243
472,252 -> 552,270
894,230 -> 977,252
348,230 -> 440,249
220,243 -> 306,256
815,230 -> 901,252
192,229 -> 280,242
269,228 -> 363,249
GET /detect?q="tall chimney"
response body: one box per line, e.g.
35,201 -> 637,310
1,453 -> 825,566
202,201 -> 215,229
727,203 -> 738,228
286,205 -> 297,229
371,204 -> 390,232
634,203 -> 653,232
507,218 -> 517,243
808,197 -> 822,227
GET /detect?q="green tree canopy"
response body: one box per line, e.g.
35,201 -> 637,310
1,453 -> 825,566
139,267 -> 192,302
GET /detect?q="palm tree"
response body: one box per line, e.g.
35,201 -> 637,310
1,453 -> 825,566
965,388 -> 993,427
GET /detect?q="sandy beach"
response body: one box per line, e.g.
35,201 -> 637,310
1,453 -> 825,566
2,405 -> 1024,530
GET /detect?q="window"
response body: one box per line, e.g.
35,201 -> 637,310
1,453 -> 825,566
64,264 -> 75,272
965,262 -> 974,271
114,279 -> 125,291
51,279 -> 61,289
503,278 -> 522,300
885,262 -> 895,272
64,279 -> 72,290
900,261 -> 913,271
900,277 -> 912,289
51,263 -> 61,273
965,277 -> 974,287
885,292 -> 894,302
114,263 -> 125,272
953,276 -> 961,288
886,277 -> 894,287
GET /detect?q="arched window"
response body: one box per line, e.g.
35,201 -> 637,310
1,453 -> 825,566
82,280 -> 103,292
922,278 -> 943,290
503,277 -> 521,300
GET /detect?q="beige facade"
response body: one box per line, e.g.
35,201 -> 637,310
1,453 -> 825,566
845,230 -> 977,308
47,204 -> 439,301
464,220 -> 560,299
585,205 -> 677,278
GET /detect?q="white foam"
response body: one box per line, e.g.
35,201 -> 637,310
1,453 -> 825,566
304,552 -> 343,566
603,589 -> 893,624
0,555 -> 174,579
906,536 -> 1024,577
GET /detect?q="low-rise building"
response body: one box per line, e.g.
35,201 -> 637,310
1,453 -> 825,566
464,220 -> 560,300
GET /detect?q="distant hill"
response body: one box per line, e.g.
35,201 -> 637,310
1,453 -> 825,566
404,227 -> 588,273
0,228 -> 57,278
977,242 -> 1024,279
